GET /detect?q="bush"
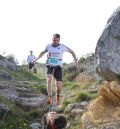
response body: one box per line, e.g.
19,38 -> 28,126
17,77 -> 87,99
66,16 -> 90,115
75,92 -> 92,102
62,99 -> 70,109
30,84 -> 47,95
70,83 -> 79,89
6,54 -> 18,64
0,109 -> 44,129
1,116 -> 30,129
79,57 -> 86,64
40,87 -> 47,95
63,65 -> 79,81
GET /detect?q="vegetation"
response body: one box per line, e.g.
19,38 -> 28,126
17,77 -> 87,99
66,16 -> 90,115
0,108 -> 45,129
6,54 -> 19,64
75,92 -> 96,102
0,53 -> 97,129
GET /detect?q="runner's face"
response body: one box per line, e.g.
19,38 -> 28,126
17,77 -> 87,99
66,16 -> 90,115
30,51 -> 33,55
52,37 -> 60,45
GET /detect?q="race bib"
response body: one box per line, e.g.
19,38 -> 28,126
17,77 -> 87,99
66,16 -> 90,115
49,58 -> 59,65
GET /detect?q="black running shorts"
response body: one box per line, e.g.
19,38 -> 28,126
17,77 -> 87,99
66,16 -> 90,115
29,63 -> 34,69
46,65 -> 62,81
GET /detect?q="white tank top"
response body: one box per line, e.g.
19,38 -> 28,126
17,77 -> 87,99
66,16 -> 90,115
45,44 -> 69,67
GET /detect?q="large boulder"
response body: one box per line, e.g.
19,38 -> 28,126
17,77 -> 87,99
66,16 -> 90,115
95,7 -> 120,81
81,81 -> 120,128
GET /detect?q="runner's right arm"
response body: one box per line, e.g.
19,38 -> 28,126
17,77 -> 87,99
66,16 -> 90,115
34,50 -> 47,62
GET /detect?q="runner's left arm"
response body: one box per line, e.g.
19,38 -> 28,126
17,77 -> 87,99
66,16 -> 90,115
62,44 -> 77,62
68,49 -> 78,62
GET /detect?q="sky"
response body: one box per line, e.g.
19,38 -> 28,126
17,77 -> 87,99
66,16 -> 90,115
0,0 -> 120,64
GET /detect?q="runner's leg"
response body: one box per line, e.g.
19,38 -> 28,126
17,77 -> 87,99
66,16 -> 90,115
56,81 -> 62,95
54,66 -> 62,105
47,74 -> 52,96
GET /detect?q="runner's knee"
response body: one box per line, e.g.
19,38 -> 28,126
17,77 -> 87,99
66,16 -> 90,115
47,74 -> 52,82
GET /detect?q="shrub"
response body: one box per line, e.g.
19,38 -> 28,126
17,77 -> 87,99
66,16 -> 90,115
75,92 -> 92,102
70,83 -> 79,90
6,54 -> 18,64
40,87 -> 47,95
62,99 -> 70,109
79,57 -> 86,63
2,116 -> 30,129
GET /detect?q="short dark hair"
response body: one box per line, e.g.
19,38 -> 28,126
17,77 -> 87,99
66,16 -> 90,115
54,114 -> 67,129
42,112 -> 67,129
53,34 -> 60,38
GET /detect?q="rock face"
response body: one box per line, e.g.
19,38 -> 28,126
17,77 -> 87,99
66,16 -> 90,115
15,94 -> 47,110
82,7 -> 120,129
0,84 -> 48,111
0,55 -> 18,71
81,81 -> 120,128
95,7 -> 120,81
65,101 -> 89,128
75,54 -> 95,83
0,71 -> 12,80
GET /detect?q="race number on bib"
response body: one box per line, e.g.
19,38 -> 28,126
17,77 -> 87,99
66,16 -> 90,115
49,58 -> 59,65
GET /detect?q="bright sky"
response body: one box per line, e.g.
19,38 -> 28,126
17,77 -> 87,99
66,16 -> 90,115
0,0 -> 119,64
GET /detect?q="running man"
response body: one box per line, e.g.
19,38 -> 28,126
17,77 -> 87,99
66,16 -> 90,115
34,34 -> 77,105
27,50 -> 36,73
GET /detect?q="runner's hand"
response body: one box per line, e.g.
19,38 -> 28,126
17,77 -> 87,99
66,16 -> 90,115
73,58 -> 79,67
33,59 -> 36,64
74,58 -> 78,63
73,58 -> 78,63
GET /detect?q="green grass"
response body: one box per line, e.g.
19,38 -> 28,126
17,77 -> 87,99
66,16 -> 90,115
28,83 -> 47,95
9,69 -> 41,81
62,99 -> 70,109
63,81 -> 73,87
0,105 -> 45,129
0,99 -> 31,129
0,116 -> 30,129
75,92 -> 97,103
70,83 -> 80,90
0,59 -> 98,129
0,96 -> 13,107
0,64 -> 47,128
0,67 -> 41,81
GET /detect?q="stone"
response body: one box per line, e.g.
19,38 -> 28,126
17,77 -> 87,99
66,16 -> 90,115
0,71 -> 12,80
0,55 -> 18,71
81,81 -> 120,128
65,102 -> 89,114
30,123 -> 41,129
15,94 -> 48,110
95,6 -> 120,81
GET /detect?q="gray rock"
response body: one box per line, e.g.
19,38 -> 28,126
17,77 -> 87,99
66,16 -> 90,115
0,55 -> 18,71
64,103 -> 75,113
0,84 -> 18,101
0,71 -> 12,80
0,103 -> 10,121
0,84 -> 48,110
0,103 -> 9,110
15,94 -> 48,110
30,123 -> 42,129
95,6 -> 120,81
65,101 -> 88,114
65,102 -> 89,121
